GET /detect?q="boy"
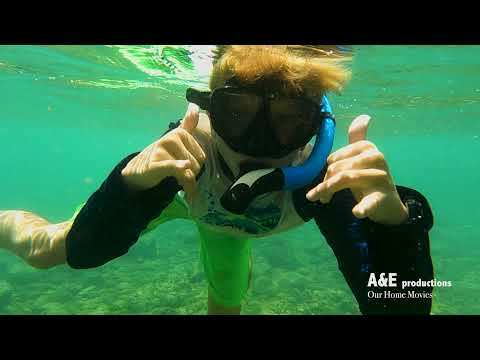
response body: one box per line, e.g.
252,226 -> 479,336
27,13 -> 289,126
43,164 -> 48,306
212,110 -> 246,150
0,45 -> 434,314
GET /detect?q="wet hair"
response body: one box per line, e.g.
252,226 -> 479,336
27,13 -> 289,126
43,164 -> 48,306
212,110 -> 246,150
209,45 -> 353,97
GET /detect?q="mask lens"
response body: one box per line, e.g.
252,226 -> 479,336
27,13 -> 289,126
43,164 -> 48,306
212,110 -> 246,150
211,89 -> 262,139
270,98 -> 319,148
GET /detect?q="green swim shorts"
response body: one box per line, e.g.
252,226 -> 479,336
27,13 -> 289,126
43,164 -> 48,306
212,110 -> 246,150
70,193 -> 252,308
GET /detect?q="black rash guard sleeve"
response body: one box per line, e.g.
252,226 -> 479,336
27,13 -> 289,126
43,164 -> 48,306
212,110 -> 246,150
65,120 -> 184,269
65,154 -> 182,269
293,170 -> 435,315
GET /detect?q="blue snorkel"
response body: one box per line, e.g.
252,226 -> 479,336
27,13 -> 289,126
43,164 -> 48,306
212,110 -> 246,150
220,95 -> 335,214
282,95 -> 335,190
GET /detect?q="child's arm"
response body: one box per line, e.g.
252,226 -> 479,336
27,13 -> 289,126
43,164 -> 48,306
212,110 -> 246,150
0,150 -> 184,271
0,210 -> 71,269
0,151 -> 176,270
294,181 -> 435,315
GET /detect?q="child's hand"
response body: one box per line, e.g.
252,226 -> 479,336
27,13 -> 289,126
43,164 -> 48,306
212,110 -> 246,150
121,103 -> 206,201
306,115 -> 409,226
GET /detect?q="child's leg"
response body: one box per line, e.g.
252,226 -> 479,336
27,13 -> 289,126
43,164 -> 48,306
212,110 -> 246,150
207,255 -> 253,315
197,224 -> 252,315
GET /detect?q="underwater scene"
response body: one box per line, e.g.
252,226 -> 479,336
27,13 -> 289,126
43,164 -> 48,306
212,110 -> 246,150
0,45 -> 479,315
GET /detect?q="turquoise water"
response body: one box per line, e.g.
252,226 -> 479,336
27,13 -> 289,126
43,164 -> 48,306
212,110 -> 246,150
0,45 -> 479,314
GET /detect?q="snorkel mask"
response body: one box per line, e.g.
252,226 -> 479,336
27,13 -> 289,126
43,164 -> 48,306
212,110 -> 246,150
187,84 -> 336,215
223,96 -> 335,215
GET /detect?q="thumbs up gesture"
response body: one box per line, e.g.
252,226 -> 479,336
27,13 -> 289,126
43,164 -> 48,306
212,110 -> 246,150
121,103 -> 207,202
306,115 -> 409,226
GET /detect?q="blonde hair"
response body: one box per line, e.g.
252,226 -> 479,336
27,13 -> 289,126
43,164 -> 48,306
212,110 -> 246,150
209,45 -> 353,97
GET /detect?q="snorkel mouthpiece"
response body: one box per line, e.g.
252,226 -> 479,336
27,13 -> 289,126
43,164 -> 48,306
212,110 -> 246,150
221,95 -> 336,215
220,168 -> 284,215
